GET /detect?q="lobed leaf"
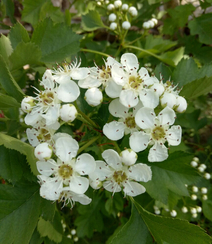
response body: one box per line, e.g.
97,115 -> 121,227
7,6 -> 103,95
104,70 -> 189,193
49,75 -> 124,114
82,10 -> 105,31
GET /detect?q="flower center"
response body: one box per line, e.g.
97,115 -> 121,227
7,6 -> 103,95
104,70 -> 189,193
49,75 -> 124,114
58,165 -> 73,179
40,91 -> 54,105
37,128 -> 51,141
152,126 -> 165,140
125,116 -> 136,128
129,75 -> 143,90
113,171 -> 127,184
100,66 -> 111,80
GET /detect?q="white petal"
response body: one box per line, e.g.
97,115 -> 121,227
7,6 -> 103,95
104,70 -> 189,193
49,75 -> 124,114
148,143 -> 168,162
25,111 -> 42,126
109,99 -> 128,117
121,53 -> 139,72
103,180 -> 121,193
41,70 -> 54,89
161,92 -> 177,109
72,193 -> 92,205
102,149 -> 122,170
71,67 -> 90,80
138,67 -> 150,80
135,107 -> 155,129
139,89 -> 159,109
167,125 -> 182,146
90,160 -> 112,181
123,181 -> 146,196
75,153 -> 96,175
143,76 -> 159,86
42,105 -> 60,126
103,121 -> 125,141
129,131 -> 150,152
26,128 -> 39,147
40,179 -> 62,200
69,176 -> 89,194
158,106 -> 176,126
119,89 -> 139,108
111,63 -> 127,86
120,149 -> 137,166
151,82 -> 165,96
55,136 -> 79,162
37,159 -> 57,176
105,79 -> 122,98
128,163 -> 152,182
78,69 -> 101,88
106,56 -> 119,67
57,80 -> 80,102
175,96 -> 187,113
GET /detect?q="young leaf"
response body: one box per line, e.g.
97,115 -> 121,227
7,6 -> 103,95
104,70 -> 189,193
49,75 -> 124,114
9,22 -> 30,49
31,18 -> 81,63
0,55 -> 24,102
0,183 -> 41,244
82,10 -> 105,31
132,199 -> 212,244
0,133 -> 38,176
188,13 -> 212,45
0,35 -> 13,64
0,93 -> 20,109
159,47 -> 184,67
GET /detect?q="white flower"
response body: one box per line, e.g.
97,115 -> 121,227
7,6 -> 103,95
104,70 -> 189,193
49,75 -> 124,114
130,106 -> 182,162
103,98 -> 142,140
34,142 -> 52,160
60,104 -> 78,122
114,0 -> 122,8
122,21 -> 131,30
89,149 -> 152,197
107,3 -> 114,10
128,6 -> 138,16
111,53 -> 164,108
78,57 -> 122,98
36,134 -> 96,198
85,87 -> 103,106
122,3 -> 128,11
21,96 -> 34,113
110,22 -> 117,30
109,13 -> 116,22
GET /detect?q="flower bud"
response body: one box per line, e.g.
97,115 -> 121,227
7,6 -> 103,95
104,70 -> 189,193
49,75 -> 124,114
114,0 -> 122,8
151,18 -> 158,25
71,229 -> 76,235
155,209 -> 160,215
201,187 -> 208,194
161,92 -> 177,109
122,21 -> 131,30
204,173 -> 211,180
74,236 -> 79,242
202,194 -> 208,200
181,206 -> 188,213
107,3 -> 114,10
190,160 -> 198,167
192,213 -> 197,218
193,157 -> 199,162
175,96 -> 187,113
21,96 -> 34,113
192,186 -> 198,193
85,88 -> 103,106
200,164 -> 207,170
198,166 -> 205,172
120,149 -> 137,166
34,142 -> 52,160
190,207 -> 196,214
191,194 -> 197,200
170,210 -> 177,217
129,6 -> 138,16
148,20 -> 155,28
122,3 -> 128,11
143,21 -> 150,29
109,13 -> 116,22
196,206 -> 202,213
60,104 -> 78,122
110,22 -> 117,30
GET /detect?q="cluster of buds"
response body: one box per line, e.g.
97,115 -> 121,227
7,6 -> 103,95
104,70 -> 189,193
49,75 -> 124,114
190,157 -> 211,180
143,18 -> 158,29
107,1 -> 138,30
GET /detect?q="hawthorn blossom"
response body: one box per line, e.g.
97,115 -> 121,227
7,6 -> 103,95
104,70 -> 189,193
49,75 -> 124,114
89,149 -> 152,197
36,134 -> 96,200
111,53 -> 164,108
130,106 -> 182,162
103,98 -> 142,140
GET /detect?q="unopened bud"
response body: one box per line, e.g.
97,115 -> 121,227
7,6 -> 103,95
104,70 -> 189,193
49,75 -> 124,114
85,88 -> 103,106
34,143 -> 52,160
201,187 -> 208,194
60,104 -> 78,122
21,96 -> 34,113
122,3 -> 128,11
114,0 -> 122,8
109,13 -> 116,22
129,6 -> 138,16
107,4 -> 114,10
120,149 -> 137,166
170,210 -> 177,217
110,22 -> 117,30
181,206 -> 188,213
122,21 -> 131,30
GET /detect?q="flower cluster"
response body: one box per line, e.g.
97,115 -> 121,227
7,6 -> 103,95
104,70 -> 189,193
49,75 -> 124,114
21,52 -> 187,207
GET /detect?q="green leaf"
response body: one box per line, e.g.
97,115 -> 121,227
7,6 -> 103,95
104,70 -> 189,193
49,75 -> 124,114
9,22 -> 30,49
108,204 -> 153,244
132,199 -> 212,244
154,63 -> 172,82
180,76 -> 212,99
159,47 -> 184,67
2,0 -> 16,24
75,193 -> 104,238
172,58 -> 199,87
0,183 -> 41,244
0,35 -> 13,63
188,13 -> 212,45
0,133 -> 38,176
142,151 -> 200,205
31,18 -> 81,62
0,55 -> 24,102
37,217 -> 62,243
0,93 -> 20,109
82,10 -> 105,31
203,200 -> 212,221
22,0 -> 49,26
9,42 -> 42,70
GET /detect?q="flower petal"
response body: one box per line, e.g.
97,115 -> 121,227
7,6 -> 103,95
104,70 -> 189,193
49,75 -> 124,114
128,163 -> 152,182
71,67 -> 90,80
139,89 -> 159,109
129,131 -> 150,152
25,110 -> 42,126
158,106 -> 176,126
111,63 -> 127,86
75,153 -> 96,175
37,159 -> 57,176
138,67 -> 150,80
72,193 -> 92,205
90,160 -> 113,181
103,180 -> 121,193
167,125 -> 182,146
40,179 -> 63,200
121,53 -> 139,72
135,107 -> 155,129
57,80 -> 80,102
41,70 -> 54,89
103,121 -> 125,141
102,149 -> 122,170
148,143 -> 168,162
119,89 -> 139,108
105,80 -> 122,98
123,181 -> 146,197
42,105 -> 60,126
26,128 -> 39,147
109,98 -> 128,117
69,176 -> 89,194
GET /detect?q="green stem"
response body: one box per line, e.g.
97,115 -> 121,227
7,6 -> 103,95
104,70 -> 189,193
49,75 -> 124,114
77,136 -> 100,154
80,48 -> 110,58
113,141 -> 121,153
